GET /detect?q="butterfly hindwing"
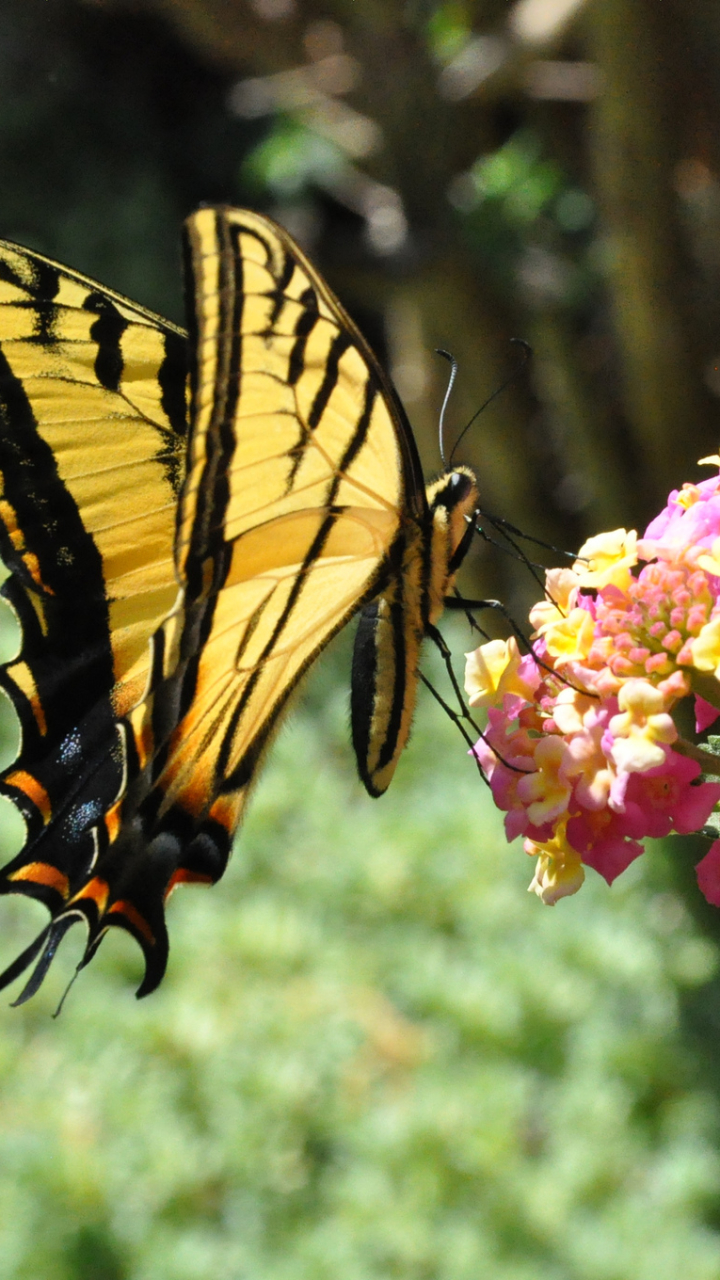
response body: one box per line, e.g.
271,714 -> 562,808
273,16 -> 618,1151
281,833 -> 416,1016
0,241 -> 189,993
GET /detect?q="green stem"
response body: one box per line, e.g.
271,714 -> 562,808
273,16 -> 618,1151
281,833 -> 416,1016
673,736 -> 720,776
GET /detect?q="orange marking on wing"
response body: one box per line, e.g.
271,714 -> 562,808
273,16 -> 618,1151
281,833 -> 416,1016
6,663 -> 49,736
0,497 -> 20,539
28,693 -> 47,737
164,867 -> 213,899
71,877 -> 109,915
104,801 -> 122,844
111,671 -> 149,719
8,862 -> 69,897
4,770 -> 52,824
107,899 -> 155,944
208,792 -> 244,836
0,497 -> 55,595
23,550 -> 53,593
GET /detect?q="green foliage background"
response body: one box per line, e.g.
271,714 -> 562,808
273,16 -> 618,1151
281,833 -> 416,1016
2,632 -> 720,1280
0,1 -> 719,1276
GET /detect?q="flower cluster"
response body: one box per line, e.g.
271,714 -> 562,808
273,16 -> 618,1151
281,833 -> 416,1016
465,459 -> 720,906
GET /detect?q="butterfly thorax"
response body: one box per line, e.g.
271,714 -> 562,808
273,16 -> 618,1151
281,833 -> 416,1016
424,465 -> 479,626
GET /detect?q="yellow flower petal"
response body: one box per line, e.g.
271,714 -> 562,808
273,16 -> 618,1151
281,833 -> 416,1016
697,537 -> 720,579
608,678 -> 677,772
529,567 -> 581,635
573,528 -> 637,591
516,735 -> 572,825
526,825 -> 585,905
543,608 -> 596,667
464,636 -> 537,709
691,615 -> 720,680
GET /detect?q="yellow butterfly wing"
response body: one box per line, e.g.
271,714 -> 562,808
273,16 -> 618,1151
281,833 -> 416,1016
145,208 -> 408,824
0,208 -> 429,999
0,241 -> 192,998
0,238 -> 188,724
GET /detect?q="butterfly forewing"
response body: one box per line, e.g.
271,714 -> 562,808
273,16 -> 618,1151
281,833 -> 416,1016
177,208 -> 411,580
142,207 -> 408,835
0,240 -> 189,722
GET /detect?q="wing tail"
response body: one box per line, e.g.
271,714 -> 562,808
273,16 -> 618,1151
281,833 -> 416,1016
8,916 -> 77,1006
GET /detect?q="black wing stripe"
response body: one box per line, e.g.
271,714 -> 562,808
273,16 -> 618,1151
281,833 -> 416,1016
213,217 -> 244,546
157,330 -> 189,449
155,212 -> 245,769
287,286 -> 319,387
0,340 -> 114,734
285,304 -> 345,494
30,261 -> 62,346
84,293 -> 129,393
181,210 -> 241,592
307,330 -> 352,431
266,246 -> 296,332
327,375 -> 378,501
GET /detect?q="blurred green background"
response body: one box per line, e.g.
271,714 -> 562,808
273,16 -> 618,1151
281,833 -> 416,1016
1,1 -> 720,1276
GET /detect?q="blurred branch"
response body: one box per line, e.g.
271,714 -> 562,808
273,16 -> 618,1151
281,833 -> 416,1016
585,0 -> 714,498
527,308 -> 632,530
509,0 -> 589,45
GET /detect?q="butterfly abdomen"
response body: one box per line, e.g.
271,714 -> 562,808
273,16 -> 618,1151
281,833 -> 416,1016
351,520 -> 425,797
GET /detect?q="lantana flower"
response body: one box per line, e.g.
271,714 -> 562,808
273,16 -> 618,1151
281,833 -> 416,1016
465,459 -> 720,908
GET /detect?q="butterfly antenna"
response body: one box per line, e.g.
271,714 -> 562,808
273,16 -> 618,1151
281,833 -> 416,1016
473,509 -> 551,602
476,511 -> 580,563
448,338 -> 532,468
435,348 -> 458,468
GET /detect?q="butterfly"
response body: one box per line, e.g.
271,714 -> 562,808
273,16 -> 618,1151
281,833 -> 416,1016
0,206 -> 479,1002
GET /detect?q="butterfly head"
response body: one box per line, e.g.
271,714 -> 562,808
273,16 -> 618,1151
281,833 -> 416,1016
427,464 -> 479,552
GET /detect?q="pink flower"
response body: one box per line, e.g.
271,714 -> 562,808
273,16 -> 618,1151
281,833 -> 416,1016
581,835 -> 644,886
639,472 -> 720,564
695,695 -> 720,733
465,460 -> 720,911
472,709 -> 540,842
622,751 -> 720,838
566,802 -> 646,885
696,841 -> 720,907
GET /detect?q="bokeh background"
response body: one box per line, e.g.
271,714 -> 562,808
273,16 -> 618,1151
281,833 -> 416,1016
1,1 -> 720,1276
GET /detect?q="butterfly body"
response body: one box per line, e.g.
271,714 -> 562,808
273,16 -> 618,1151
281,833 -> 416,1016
0,208 -> 478,1000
